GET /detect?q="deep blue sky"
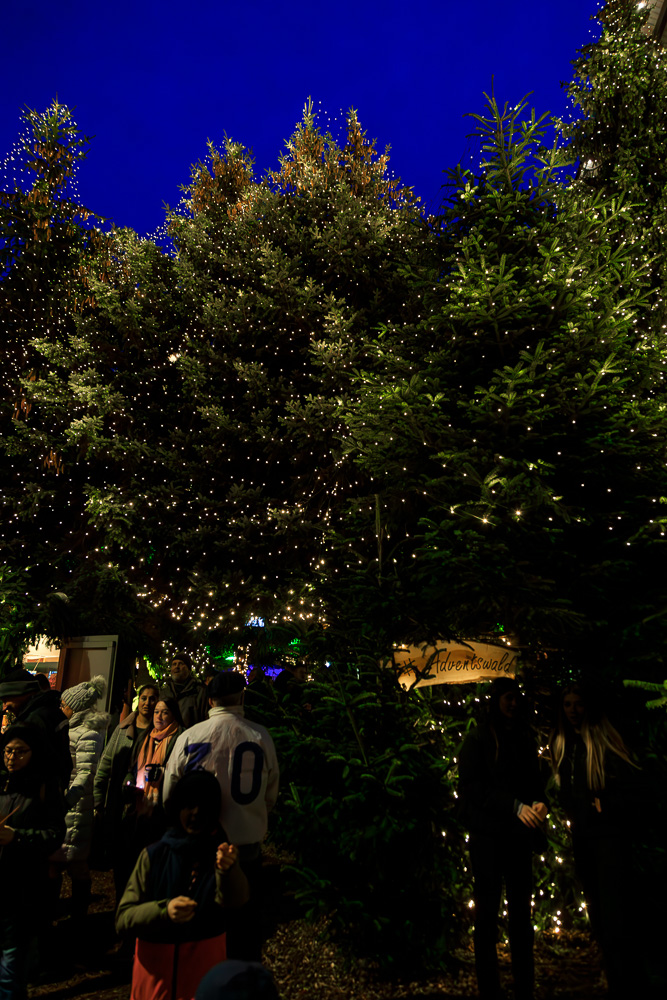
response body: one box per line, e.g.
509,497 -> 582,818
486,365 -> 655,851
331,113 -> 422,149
2,0 -> 602,236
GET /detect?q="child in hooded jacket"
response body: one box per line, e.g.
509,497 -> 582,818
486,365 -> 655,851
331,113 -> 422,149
116,770 -> 248,1000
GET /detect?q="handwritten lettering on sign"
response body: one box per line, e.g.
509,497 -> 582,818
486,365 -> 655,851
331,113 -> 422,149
394,640 -> 518,690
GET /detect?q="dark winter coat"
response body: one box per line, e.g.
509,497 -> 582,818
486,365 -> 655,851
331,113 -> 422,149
0,726 -> 66,894
15,689 -> 72,786
0,725 -> 66,1000
121,725 -> 183,853
0,776 -> 65,893
458,720 -> 545,839
117,827 -> 247,942
160,676 -> 208,730
556,734 -> 639,839
94,710 -> 147,814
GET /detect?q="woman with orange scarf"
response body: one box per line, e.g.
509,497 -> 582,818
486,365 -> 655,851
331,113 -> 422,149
122,699 -> 184,863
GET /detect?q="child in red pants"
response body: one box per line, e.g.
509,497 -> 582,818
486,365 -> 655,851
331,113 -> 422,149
116,771 -> 248,1000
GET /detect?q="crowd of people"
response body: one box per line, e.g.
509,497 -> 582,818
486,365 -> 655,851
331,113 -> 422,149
0,653 -> 284,1000
0,654 -> 650,1000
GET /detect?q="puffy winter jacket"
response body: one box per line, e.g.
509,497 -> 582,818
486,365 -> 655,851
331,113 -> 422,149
52,709 -> 110,863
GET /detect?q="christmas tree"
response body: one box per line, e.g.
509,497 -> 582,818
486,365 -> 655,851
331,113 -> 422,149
1,102 -> 428,658
327,90 -> 667,681
563,0 -> 667,337
0,102 -> 112,666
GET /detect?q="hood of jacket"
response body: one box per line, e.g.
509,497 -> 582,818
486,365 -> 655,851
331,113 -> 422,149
70,709 -> 111,732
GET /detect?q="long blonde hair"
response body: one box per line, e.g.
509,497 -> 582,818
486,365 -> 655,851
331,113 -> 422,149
551,685 -> 636,794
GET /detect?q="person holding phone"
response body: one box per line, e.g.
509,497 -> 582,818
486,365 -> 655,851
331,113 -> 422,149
123,699 -> 184,859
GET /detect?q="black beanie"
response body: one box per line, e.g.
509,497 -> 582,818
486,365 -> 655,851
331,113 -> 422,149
0,668 -> 39,699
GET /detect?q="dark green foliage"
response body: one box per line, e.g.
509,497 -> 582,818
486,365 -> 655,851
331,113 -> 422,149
265,652 -> 594,967
565,1 -> 663,195
3,8 -> 667,968
160,104 -> 428,630
0,567 -> 34,675
266,644 -> 467,974
532,805 -> 586,934
326,93 -> 667,680
0,102 -> 134,659
624,676 -> 667,710
563,0 -> 667,335
1,102 -> 428,656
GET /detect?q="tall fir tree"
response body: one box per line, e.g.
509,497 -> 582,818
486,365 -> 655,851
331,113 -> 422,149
0,102 -> 108,667
325,93 -> 667,681
1,104 -> 429,655
165,104 -> 429,635
562,0 -> 667,337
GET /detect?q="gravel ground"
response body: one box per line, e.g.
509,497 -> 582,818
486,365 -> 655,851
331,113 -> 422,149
27,865 -> 607,1000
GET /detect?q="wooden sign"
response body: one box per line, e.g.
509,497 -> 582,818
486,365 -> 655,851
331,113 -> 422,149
394,639 -> 518,690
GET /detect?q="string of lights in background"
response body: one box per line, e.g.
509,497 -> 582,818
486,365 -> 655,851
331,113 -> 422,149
2,1 -> 665,973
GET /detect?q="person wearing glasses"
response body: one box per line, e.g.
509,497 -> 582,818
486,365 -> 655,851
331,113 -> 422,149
0,667 -> 72,788
0,724 -> 65,1000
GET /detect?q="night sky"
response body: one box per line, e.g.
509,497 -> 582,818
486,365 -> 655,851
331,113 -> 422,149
2,0 -> 602,236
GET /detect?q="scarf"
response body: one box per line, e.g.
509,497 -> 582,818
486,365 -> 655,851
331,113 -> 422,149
136,721 -> 180,807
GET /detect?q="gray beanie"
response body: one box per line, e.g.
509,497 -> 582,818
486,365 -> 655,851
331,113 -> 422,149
61,675 -> 106,713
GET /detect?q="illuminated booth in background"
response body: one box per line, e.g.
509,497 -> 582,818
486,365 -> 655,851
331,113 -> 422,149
393,639 -> 518,691
23,634 -> 118,712
22,637 -> 61,685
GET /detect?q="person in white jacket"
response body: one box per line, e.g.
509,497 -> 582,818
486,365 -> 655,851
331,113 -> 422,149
164,671 -> 278,961
50,675 -> 110,923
